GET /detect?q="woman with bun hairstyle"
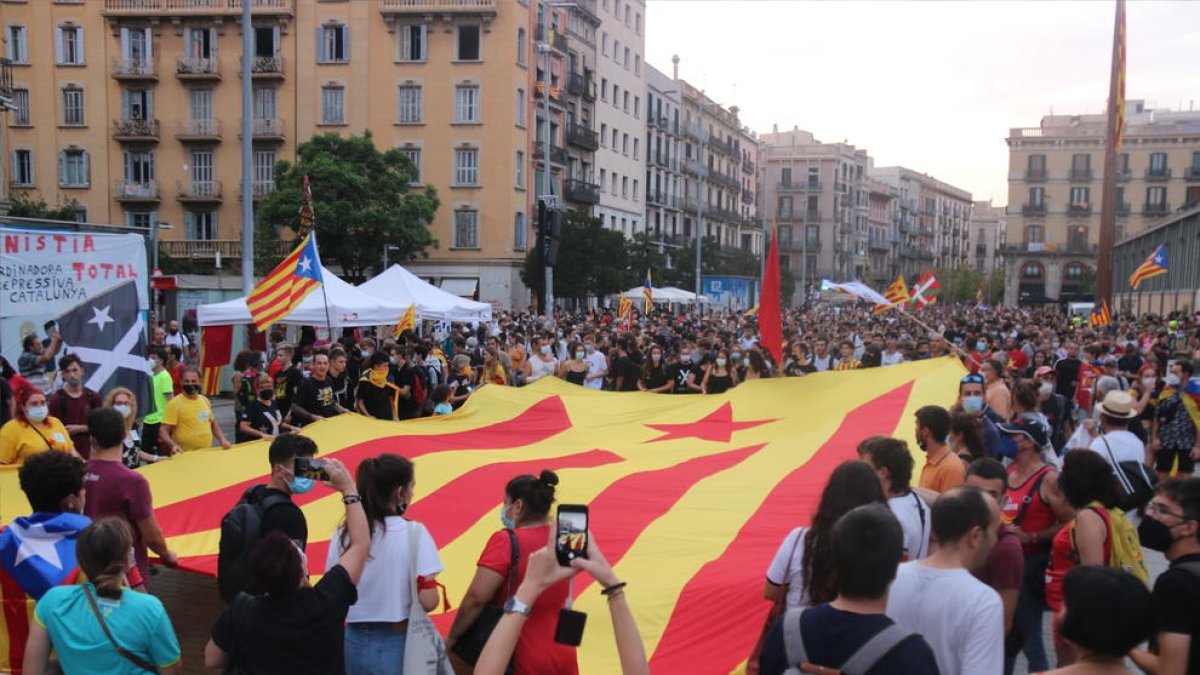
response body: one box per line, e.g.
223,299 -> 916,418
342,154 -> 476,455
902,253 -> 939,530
447,469 -> 577,674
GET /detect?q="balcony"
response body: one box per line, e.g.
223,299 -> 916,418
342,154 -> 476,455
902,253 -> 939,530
564,179 -> 599,205
651,153 -> 674,171
1186,166 -> 1200,180
111,58 -> 157,80
682,158 -> 707,177
683,120 -> 704,141
1117,169 -> 1132,182
571,0 -> 599,23
805,209 -> 821,221
533,81 -> 563,105
536,25 -> 568,53
1070,168 -> 1093,181
159,238 -> 293,262
777,181 -> 820,193
239,117 -> 285,142
742,159 -> 755,175
533,144 -> 569,166
1116,202 -> 1131,216
1144,201 -> 1170,215
647,190 -> 667,207
1145,167 -> 1172,181
176,180 -> 222,203
1067,203 -> 1092,216
114,180 -> 160,203
1025,168 -> 1047,181
565,122 -> 599,152
252,181 -> 275,200
710,170 -> 739,191
239,56 -> 284,79
1021,203 -> 1046,215
176,56 -> 220,79
112,118 -> 160,142
103,0 -> 293,16
175,119 -> 221,142
707,133 -> 738,157
378,0 -> 496,16
741,192 -> 754,205
1065,241 -> 1098,254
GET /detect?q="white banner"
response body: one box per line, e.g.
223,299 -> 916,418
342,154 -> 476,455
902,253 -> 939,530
0,227 -> 148,367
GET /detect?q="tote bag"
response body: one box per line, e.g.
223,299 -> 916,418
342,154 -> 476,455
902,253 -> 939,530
403,521 -> 452,674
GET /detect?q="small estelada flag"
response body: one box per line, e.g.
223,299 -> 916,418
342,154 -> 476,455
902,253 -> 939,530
392,303 -> 417,338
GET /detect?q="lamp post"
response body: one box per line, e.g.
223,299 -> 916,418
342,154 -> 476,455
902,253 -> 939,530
536,2 -> 576,315
239,0 -> 254,295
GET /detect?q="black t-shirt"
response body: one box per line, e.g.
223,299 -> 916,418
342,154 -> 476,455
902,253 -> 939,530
392,364 -> 419,419
1039,393 -> 1069,450
671,363 -> 697,393
212,563 -> 357,675
1152,553 -> 1200,675
0,377 -> 11,426
613,356 -> 639,392
328,371 -> 353,410
759,604 -> 939,675
236,399 -> 285,443
296,376 -> 338,424
355,377 -> 398,420
274,366 -> 303,416
448,373 -> 473,409
640,364 -> 670,390
1053,358 -> 1081,401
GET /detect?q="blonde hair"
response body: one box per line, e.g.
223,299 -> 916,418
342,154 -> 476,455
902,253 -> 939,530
103,387 -> 138,431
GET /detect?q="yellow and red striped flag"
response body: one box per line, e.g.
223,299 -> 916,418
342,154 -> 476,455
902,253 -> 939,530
245,233 -> 324,330
873,275 -> 910,314
199,325 -> 232,396
0,358 -> 965,673
1089,300 -> 1112,329
642,269 -> 654,313
617,295 -> 632,322
392,303 -> 417,338
1128,244 -> 1168,290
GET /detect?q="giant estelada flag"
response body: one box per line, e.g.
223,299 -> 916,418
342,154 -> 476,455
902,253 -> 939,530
55,280 -> 150,412
0,358 -> 964,673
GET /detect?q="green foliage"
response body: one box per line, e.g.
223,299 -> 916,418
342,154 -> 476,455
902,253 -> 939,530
521,210 -> 628,304
254,131 -> 438,281
8,193 -> 85,221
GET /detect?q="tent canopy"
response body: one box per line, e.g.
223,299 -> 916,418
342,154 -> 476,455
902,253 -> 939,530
197,266 -> 410,327
357,265 -> 492,322
620,286 -> 706,304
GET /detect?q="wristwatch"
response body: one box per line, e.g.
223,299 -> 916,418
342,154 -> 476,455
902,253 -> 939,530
502,596 -> 532,618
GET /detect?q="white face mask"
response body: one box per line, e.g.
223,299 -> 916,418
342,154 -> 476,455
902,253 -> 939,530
1038,382 -> 1054,396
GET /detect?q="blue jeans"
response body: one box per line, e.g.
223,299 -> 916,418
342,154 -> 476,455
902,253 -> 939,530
345,623 -> 408,675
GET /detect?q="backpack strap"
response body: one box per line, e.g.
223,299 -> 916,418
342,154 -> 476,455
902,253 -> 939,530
505,528 -> 519,597
781,607 -> 809,669
1012,465 -> 1053,528
839,624 -> 916,675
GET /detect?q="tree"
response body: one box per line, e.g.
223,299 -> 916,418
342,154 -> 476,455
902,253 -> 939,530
521,210 -> 627,305
8,193 -> 85,221
255,131 -> 438,281
625,232 -> 673,288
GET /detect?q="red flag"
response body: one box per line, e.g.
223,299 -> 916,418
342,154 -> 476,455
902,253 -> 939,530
759,227 -> 783,364
200,325 -> 233,396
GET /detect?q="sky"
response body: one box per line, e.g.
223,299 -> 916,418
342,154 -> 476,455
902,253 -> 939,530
644,0 -> 1200,207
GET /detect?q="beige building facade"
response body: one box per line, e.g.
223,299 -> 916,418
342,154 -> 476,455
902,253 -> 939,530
969,199 -> 1004,276
1003,100 -> 1200,306
872,166 -> 973,280
1,0 -> 541,309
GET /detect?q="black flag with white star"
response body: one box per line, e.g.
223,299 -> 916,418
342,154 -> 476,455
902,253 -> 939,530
55,281 -> 151,414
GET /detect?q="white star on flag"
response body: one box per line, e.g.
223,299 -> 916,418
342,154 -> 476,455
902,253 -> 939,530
298,256 -> 313,274
87,304 -> 115,332
11,522 -> 66,570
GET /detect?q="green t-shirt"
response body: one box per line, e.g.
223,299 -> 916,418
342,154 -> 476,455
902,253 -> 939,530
142,370 -> 174,424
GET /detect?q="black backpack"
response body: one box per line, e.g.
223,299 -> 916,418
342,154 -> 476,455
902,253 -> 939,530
217,485 -> 292,603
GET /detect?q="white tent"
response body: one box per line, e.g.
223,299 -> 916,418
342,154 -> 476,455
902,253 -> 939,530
659,286 -> 708,304
197,266 -> 410,327
619,286 -> 707,304
358,265 -> 492,322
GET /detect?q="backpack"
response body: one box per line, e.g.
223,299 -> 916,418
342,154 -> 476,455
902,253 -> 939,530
1071,502 -> 1149,584
781,607 -> 916,675
410,369 -> 427,409
217,485 -> 293,603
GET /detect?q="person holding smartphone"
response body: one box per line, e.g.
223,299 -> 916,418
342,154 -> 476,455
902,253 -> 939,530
446,469 -> 578,674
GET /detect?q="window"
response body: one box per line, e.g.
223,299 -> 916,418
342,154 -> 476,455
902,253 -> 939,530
1067,225 -> 1088,250
634,54 -> 640,75
184,210 -> 217,240
1064,262 -> 1086,281
125,212 -> 156,230
457,25 -> 481,61
1069,186 -> 1090,207
190,149 -> 213,187
600,123 -> 607,146
254,26 -> 279,58
1025,224 -> 1044,243
517,28 -> 526,66
189,88 -> 213,128
320,85 -> 345,124
397,84 -> 422,124
12,88 -> 30,126
601,32 -> 608,56
623,47 -> 630,69
777,195 -> 793,218
1149,152 -> 1168,173
122,89 -> 152,120
399,147 -> 421,184
515,88 -> 526,126
454,210 -> 478,248
318,24 -> 349,63
621,176 -> 628,198
1028,186 -> 1044,207
623,91 -> 629,112
11,150 -> 34,186
632,179 -> 639,200
622,133 -> 628,155
455,85 -> 479,123
1146,186 -> 1167,206
633,138 -> 639,160
599,168 -> 606,191
184,27 -> 214,59
1118,153 -> 1131,175
119,27 -> 152,67
253,149 -> 276,194
397,24 -> 426,62
1070,153 -> 1090,177
58,149 -> 88,187
612,40 -> 619,62
633,96 -> 640,118
1021,262 -> 1043,279
55,26 -> 84,65
253,87 -> 276,120
123,149 -> 154,184
515,150 -> 525,188
636,12 -> 642,34
514,212 -> 527,251
454,147 -> 479,185
61,87 -> 84,126
6,26 -> 28,63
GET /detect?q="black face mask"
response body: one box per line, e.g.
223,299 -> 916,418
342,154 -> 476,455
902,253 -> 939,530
259,390 -> 273,401
182,384 -> 200,395
1137,516 -> 1181,552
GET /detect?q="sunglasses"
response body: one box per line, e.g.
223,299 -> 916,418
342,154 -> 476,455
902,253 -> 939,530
961,374 -> 985,384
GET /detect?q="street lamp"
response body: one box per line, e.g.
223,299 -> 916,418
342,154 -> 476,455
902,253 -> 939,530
536,2 -> 576,314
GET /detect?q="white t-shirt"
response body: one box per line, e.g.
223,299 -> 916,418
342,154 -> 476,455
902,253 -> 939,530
526,355 -> 558,383
325,517 -> 442,623
888,492 -> 931,561
584,351 -> 608,390
881,350 -> 904,366
164,331 -> 190,349
811,354 -> 833,372
885,562 -> 1003,675
1088,430 -> 1145,467
765,527 -> 812,609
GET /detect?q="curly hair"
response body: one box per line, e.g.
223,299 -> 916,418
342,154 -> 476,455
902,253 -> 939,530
801,461 -> 886,605
18,450 -> 86,513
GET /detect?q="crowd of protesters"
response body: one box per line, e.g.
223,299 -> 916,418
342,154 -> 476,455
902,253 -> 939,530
0,300 -> 1198,673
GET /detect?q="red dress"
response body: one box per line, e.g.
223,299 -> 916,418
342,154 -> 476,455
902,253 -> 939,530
478,525 -> 579,674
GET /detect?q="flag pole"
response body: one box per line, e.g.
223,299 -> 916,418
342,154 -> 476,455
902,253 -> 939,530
1095,0 -> 1126,307
886,305 -> 976,365
311,233 -> 334,340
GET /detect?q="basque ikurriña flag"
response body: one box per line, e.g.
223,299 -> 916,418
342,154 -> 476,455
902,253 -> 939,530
55,280 -> 151,414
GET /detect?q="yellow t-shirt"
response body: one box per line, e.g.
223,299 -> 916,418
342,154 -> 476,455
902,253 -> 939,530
163,394 -> 214,451
0,418 -> 75,465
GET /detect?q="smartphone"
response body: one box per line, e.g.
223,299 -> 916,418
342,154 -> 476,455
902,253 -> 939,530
555,504 -> 589,567
294,456 -> 329,482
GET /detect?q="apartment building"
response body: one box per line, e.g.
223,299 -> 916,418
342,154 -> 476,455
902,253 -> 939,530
759,127 -> 872,297
866,178 -> 899,284
0,57 -> 11,214
1004,99 -> 1200,306
556,0 -> 601,215
738,127 -> 761,252
873,166 -> 973,280
643,62 -> 681,243
1,0 -> 537,309
969,199 -> 1004,276
593,0 -> 645,237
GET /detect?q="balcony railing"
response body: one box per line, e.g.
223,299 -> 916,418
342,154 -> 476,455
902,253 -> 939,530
682,121 -> 704,141
647,190 -> 667,207
778,181 -> 820,193
114,180 -> 160,201
707,133 -> 738,157
1186,166 -> 1200,179
565,122 -> 599,151
177,180 -> 222,202
160,238 -> 293,262
252,181 -> 275,199
741,191 -> 754,204
1145,168 -> 1172,180
651,153 -> 675,171
1067,203 -> 1092,216
682,158 -> 707,177
533,81 -> 563,103
533,144 -> 569,166
176,118 -> 221,140
710,170 -> 740,191
1116,202 -> 1131,216
103,0 -> 293,15
378,0 -> 497,14
176,56 -> 220,78
536,25 -> 568,53
111,57 -> 157,79
742,160 -> 755,175
1069,168 -> 1093,181
239,117 -> 285,140
112,118 -> 160,141
240,56 -> 284,77
1144,201 -> 1170,215
564,179 -> 599,205
1025,168 -> 1047,181
1022,203 -> 1046,215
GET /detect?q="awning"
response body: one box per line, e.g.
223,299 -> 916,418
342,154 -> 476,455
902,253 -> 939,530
440,278 -> 478,299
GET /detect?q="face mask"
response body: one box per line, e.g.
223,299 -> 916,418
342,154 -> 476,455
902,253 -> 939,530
651,353 -> 662,362
1165,374 -> 1181,387
1143,377 -> 1157,388
26,406 -> 48,422
585,344 -> 595,353
540,345 -> 552,356
259,390 -> 273,401
1052,341 -> 1061,349
169,328 -> 178,335
975,341 -> 987,352
113,404 -> 132,418
556,331 -> 564,339
499,505 -> 516,530
680,353 -> 691,364
962,395 -> 984,414
715,358 -> 727,367
149,358 -> 161,369
64,377 -> 81,387
1039,382 -> 1054,396
1137,516 -> 1181,552
744,358 -> 752,367
287,476 -> 315,495
182,384 -> 201,395
916,437 -> 928,451
732,353 -> 742,361
575,351 -> 585,360
361,350 -> 371,358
